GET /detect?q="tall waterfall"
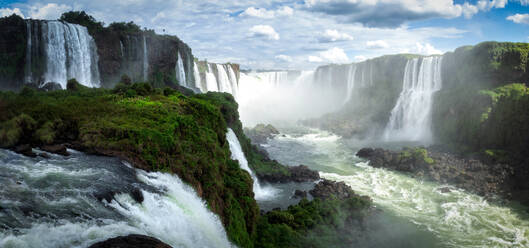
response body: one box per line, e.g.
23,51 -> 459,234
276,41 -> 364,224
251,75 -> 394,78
0,149 -> 233,248
193,61 -> 204,92
195,62 -> 239,97
143,35 -> 148,82
343,64 -> 357,104
25,21 -> 101,88
226,128 -> 276,200
384,56 -> 443,143
176,52 -> 187,87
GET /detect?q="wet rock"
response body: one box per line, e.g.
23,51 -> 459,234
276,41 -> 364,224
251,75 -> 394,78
88,234 -> 171,248
14,144 -> 36,157
94,190 -> 115,203
260,165 -> 320,183
130,188 -> 144,203
310,179 -> 356,200
439,187 -> 451,193
41,144 -> 70,156
40,82 -> 62,91
356,148 -> 374,158
293,190 -> 307,198
38,153 -> 51,159
244,124 -> 280,145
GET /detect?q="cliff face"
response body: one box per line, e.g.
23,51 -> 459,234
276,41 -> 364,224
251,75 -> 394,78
303,55 -> 411,138
0,15 -> 27,90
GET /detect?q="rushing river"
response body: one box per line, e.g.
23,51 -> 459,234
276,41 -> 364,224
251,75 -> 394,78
0,149 -> 232,248
264,126 -> 529,248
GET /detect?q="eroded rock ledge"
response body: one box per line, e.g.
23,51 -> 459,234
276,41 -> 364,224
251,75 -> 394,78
88,234 -> 171,248
356,147 -> 514,198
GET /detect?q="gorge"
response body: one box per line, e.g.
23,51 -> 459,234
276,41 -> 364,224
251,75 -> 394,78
1,10 -> 529,248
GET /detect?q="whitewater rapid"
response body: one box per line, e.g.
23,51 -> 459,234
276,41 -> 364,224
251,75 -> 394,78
265,127 -> 529,248
0,149 -> 232,248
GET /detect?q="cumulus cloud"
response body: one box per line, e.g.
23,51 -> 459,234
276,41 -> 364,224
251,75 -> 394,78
401,42 -> 442,55
304,0 -> 507,27
0,8 -> 25,18
309,47 -> 349,63
317,29 -> 354,42
366,40 -> 389,49
241,6 -> 293,19
248,25 -> 280,40
354,55 -> 367,62
29,3 -> 72,19
275,54 -> 293,62
507,14 -> 529,25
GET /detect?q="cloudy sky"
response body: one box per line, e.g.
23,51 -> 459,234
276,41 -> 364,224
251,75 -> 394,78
1,0 -> 528,69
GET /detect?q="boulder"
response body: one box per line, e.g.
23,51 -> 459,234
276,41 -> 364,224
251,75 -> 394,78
40,82 -> 63,91
244,124 -> 280,145
13,144 -> 36,157
293,190 -> 308,198
88,234 -> 171,248
41,144 -> 70,156
310,179 -> 355,200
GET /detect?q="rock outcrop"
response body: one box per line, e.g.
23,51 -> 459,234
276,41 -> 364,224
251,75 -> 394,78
259,165 -> 320,183
244,124 -> 279,145
88,235 -> 171,248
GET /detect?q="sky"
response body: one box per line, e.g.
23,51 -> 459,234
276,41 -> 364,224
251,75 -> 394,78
0,0 -> 528,70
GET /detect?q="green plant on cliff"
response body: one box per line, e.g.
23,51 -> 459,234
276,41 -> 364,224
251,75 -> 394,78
399,148 -> 435,165
0,86 -> 259,247
59,11 -> 104,35
108,21 -> 142,33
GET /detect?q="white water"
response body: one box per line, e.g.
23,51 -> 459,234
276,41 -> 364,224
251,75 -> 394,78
143,35 -> 148,82
0,149 -> 232,248
193,61 -> 204,92
119,41 -> 124,58
216,64 -> 234,95
205,64 -> 219,92
33,21 -> 100,88
343,64 -> 357,104
226,128 -> 277,200
384,56 -> 443,143
24,21 -> 32,84
265,127 -> 529,248
176,52 -> 187,87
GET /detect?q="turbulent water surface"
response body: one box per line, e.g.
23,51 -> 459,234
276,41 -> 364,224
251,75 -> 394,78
0,149 -> 232,248
265,126 -> 529,248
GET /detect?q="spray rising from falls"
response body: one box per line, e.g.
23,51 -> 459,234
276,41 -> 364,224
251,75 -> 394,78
25,21 -> 101,88
226,128 -> 276,200
0,149 -> 232,248
384,56 -> 443,143
194,62 -> 239,98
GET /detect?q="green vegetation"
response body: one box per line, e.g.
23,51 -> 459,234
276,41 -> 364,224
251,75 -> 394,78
254,196 -> 372,248
59,11 -> 104,35
399,148 -> 435,165
108,21 -> 142,33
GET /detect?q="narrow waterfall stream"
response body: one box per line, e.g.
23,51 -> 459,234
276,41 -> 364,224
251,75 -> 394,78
263,126 -> 529,248
176,52 -> 187,87
0,149 -> 232,248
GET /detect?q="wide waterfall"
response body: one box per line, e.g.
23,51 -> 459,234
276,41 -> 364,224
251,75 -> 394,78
0,149 -> 233,248
25,21 -> 101,88
142,36 -> 148,81
176,53 -> 187,87
195,62 -> 239,97
226,128 -> 276,200
193,61 -> 204,92
384,56 -> 443,143
343,64 -> 357,104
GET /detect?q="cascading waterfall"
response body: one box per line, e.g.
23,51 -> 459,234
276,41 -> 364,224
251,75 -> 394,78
226,128 -> 276,200
205,64 -> 219,92
216,64 -> 234,94
176,52 -> 187,87
384,56 -> 443,143
27,21 -> 101,88
0,149 -> 233,248
343,64 -> 357,104
119,41 -> 124,58
253,71 -> 289,86
193,61 -> 204,92
143,35 -> 148,81
226,65 -> 239,99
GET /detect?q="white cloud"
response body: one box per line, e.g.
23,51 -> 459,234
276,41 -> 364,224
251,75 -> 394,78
308,56 -> 323,63
30,3 -> 72,20
354,55 -> 367,62
304,0 -> 507,27
318,47 -> 349,63
248,25 -> 280,40
275,55 -> 293,62
241,6 -> 293,19
366,40 -> 389,49
402,42 -> 442,55
318,29 -> 354,42
0,8 -> 25,18
507,14 -> 529,25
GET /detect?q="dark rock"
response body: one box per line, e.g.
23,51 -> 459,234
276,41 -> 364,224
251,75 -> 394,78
439,187 -> 451,193
293,190 -> 307,198
88,234 -> 171,248
41,144 -> 70,156
94,190 -> 115,203
356,148 -> 374,158
38,153 -> 51,159
244,124 -> 280,145
130,188 -> 144,203
14,144 -> 36,157
310,179 -> 356,200
259,165 -> 320,183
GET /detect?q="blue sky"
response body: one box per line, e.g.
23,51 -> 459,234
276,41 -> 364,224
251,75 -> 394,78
1,0 -> 528,70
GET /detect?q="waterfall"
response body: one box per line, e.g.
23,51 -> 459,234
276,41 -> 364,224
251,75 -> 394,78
198,62 -> 239,97
216,64 -> 233,94
176,52 -> 187,87
226,65 -> 239,99
384,56 -> 443,143
193,61 -> 204,92
33,21 -> 100,88
205,64 -> 219,92
0,149 -> 233,248
143,35 -> 148,81
120,41 -> 124,58
226,128 -> 276,200
343,64 -> 357,104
